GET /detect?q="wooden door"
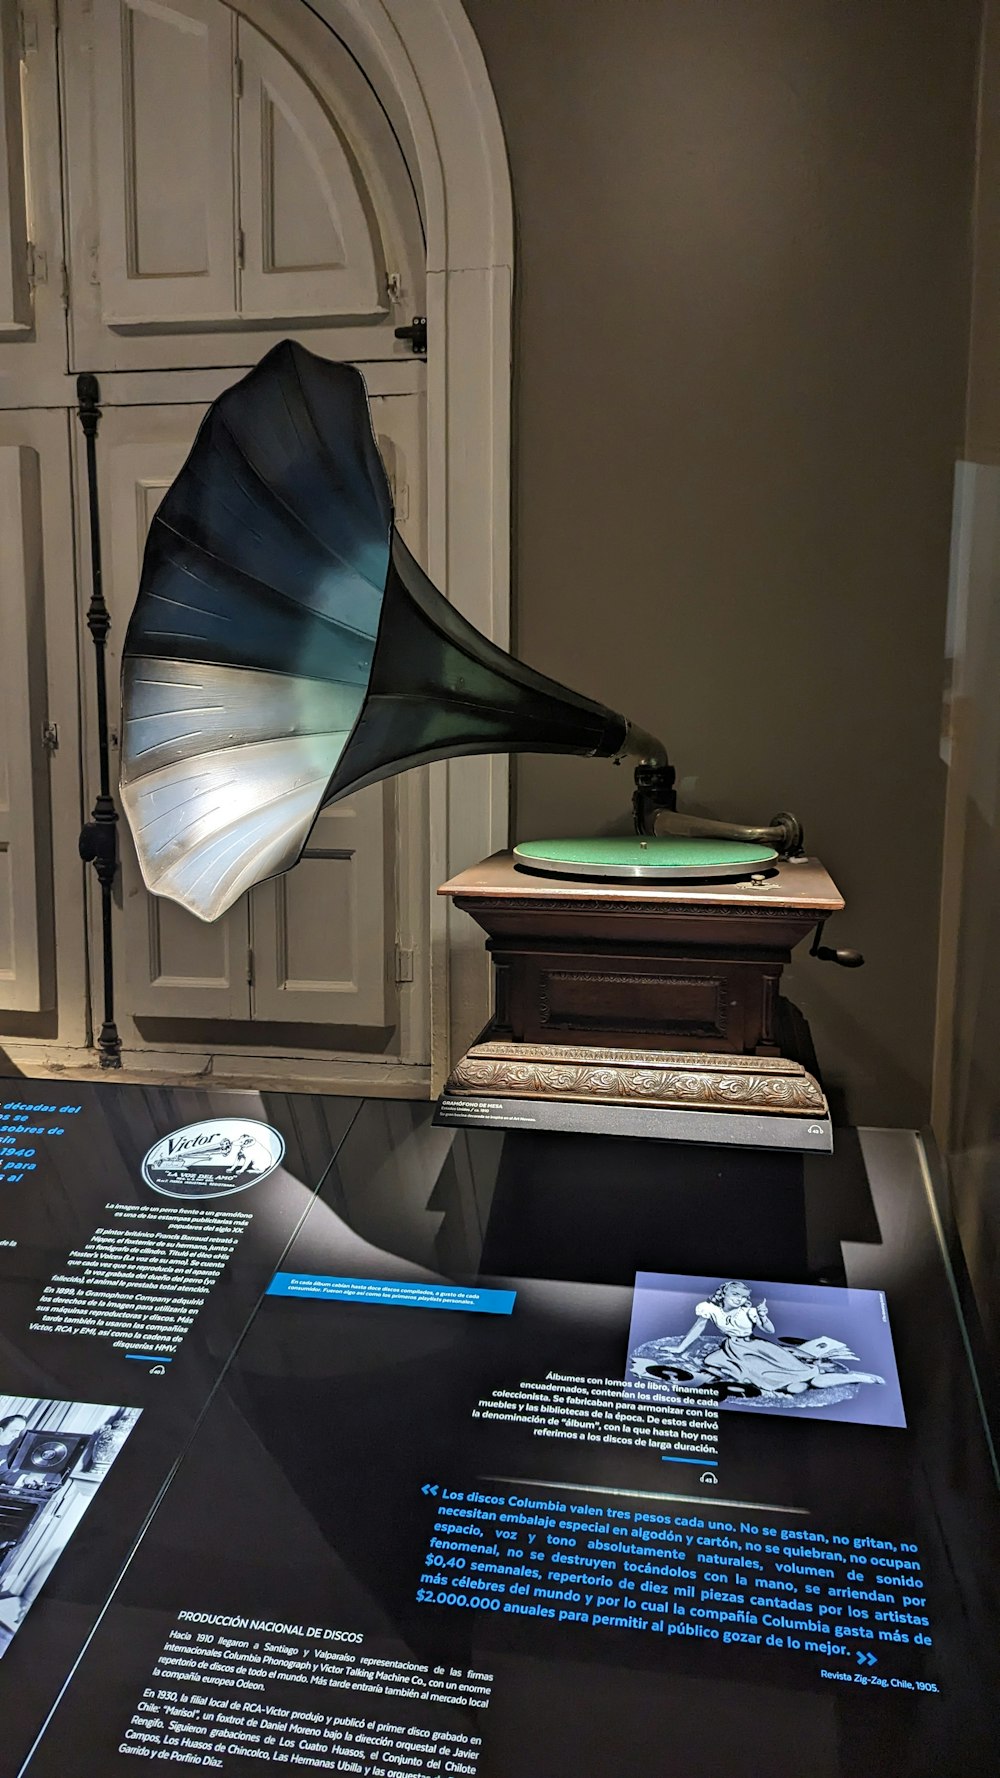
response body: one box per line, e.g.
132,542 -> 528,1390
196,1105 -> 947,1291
0,0 -> 68,403
0,408 -> 86,1043
235,15 -> 384,322
80,388 -> 425,1042
84,406 -> 252,1020
90,0 -> 239,328
59,0 -> 421,374
0,442 -> 51,1010
0,0 -> 31,339
248,389 -> 426,1033
0,0 -> 436,1075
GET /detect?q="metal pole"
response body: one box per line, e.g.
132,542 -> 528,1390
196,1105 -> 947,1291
76,372 -> 122,1069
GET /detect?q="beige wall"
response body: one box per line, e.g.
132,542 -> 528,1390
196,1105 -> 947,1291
936,0 -> 1000,1363
465,0 -> 980,1125
966,0 -> 1000,463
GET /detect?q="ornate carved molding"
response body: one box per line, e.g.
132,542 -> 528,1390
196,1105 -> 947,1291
445,1041 -> 827,1117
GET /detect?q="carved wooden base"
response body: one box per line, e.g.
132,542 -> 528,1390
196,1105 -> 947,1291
444,1040 -> 828,1120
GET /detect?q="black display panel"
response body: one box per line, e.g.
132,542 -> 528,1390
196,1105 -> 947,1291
0,1079 -> 359,1770
0,1089 -> 997,1777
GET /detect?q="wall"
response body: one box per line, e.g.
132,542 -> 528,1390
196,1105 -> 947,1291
935,0 -> 1000,1366
464,0 -> 980,1124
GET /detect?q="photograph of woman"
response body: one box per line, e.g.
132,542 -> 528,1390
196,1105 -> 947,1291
628,1275 -> 905,1423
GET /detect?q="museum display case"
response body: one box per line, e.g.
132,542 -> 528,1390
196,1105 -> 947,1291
0,1079 -> 995,1775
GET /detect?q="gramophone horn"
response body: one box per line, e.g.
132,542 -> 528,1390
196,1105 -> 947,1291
120,340 -> 665,922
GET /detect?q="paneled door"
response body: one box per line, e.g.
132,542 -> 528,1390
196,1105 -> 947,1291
91,405 -> 253,1021
77,387 -> 426,1046
0,0 -> 66,401
247,389 -> 426,1031
0,0 -> 440,1079
0,407 -> 87,1044
0,439 -> 52,1011
59,0 -> 423,373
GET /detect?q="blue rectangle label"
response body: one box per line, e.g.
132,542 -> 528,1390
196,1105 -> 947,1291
266,1272 -> 516,1314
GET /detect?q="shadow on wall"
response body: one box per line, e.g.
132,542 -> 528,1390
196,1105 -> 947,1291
946,795 -> 1000,1366
937,446 -> 1000,1371
782,971 -> 926,1136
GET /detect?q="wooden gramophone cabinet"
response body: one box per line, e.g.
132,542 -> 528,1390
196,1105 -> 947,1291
436,852 -> 845,1143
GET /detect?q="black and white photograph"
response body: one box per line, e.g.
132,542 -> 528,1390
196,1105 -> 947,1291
0,1395 -> 140,1658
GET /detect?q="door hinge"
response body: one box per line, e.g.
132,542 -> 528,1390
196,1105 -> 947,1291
234,53 -> 244,98
41,720 -> 59,755
236,226 -> 246,270
246,945 -> 255,987
25,241 -> 47,288
395,945 -> 414,984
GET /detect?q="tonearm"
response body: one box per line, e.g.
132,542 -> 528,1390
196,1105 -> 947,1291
621,728 -> 860,966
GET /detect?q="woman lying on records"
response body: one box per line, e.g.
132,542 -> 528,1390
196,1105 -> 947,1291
630,1278 -> 885,1401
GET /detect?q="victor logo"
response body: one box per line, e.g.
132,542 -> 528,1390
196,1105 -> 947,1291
141,1118 -> 285,1199
164,1131 -> 224,1154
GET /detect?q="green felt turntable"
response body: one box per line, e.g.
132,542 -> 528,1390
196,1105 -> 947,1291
513,834 -> 778,881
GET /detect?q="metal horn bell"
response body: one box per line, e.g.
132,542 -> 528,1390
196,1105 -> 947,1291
119,340 -> 664,922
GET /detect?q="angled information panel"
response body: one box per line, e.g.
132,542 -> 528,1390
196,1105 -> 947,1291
0,1089 -> 996,1776
0,1078 -> 359,1769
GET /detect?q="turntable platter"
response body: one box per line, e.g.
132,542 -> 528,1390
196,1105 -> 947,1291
512,835 -> 778,881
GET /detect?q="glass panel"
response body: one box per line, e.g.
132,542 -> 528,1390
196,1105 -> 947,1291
3,1096 -> 995,1776
0,1077 -> 358,1766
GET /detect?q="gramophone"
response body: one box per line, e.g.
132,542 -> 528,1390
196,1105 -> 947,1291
119,341 -> 858,1151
